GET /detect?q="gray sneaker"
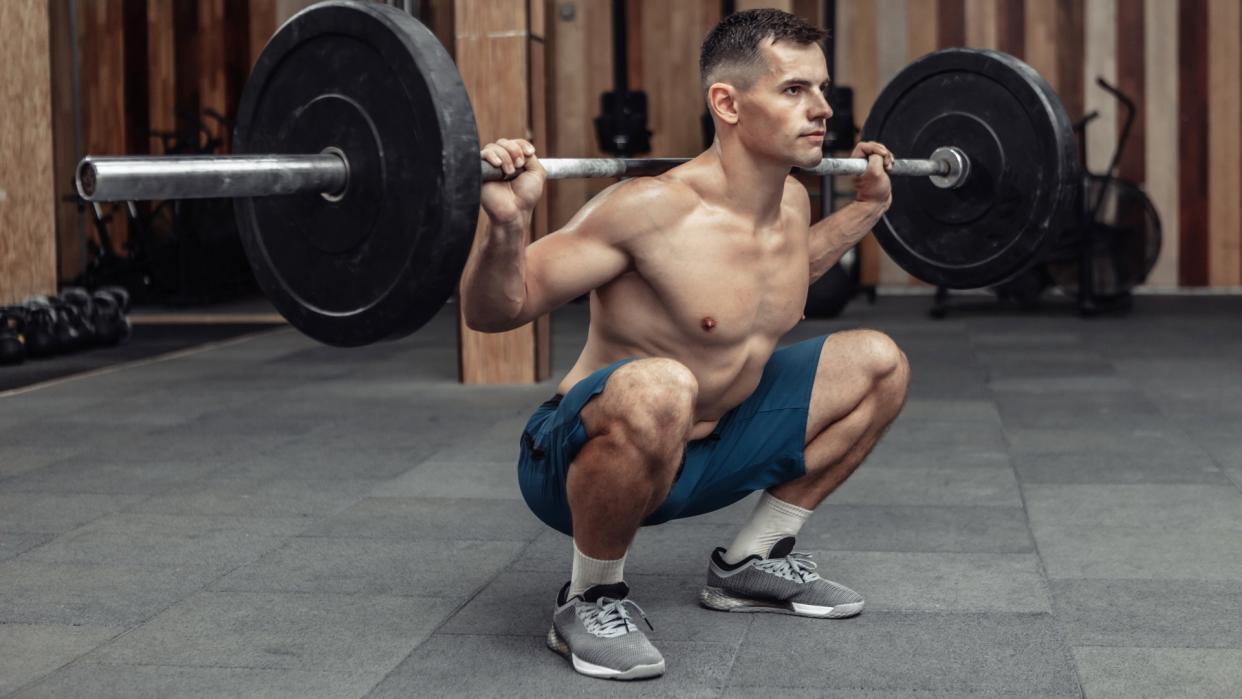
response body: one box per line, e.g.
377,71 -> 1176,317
547,581 -> 665,680
700,536 -> 864,618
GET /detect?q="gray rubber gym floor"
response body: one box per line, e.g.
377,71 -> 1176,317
2,295 -> 1241,698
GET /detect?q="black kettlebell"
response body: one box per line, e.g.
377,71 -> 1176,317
91,292 -> 130,346
21,301 -> 59,358
99,285 -> 131,313
60,287 -> 98,346
0,307 -> 25,366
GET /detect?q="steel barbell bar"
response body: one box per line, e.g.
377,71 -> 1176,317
75,146 -> 969,203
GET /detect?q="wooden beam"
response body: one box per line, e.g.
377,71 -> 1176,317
455,0 -> 543,384
0,0 -> 58,304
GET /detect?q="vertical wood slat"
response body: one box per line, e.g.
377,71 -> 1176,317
48,0 -> 83,282
1115,0 -> 1144,185
836,0 -> 883,286
996,0 -> 1025,58
249,0 -> 278,69
198,0 -> 229,145
530,4 -> 551,381
871,0 -> 910,285
1055,0 -> 1085,124
1206,0 -> 1242,285
0,0 -> 58,304
1143,0 -> 1177,287
546,0 -> 614,231
906,0 -> 938,62
1083,0 -> 1116,175
1178,0 -> 1209,285
937,0 -> 966,47
147,0 -> 176,152
965,0 -> 999,49
1024,0 -> 1057,87
78,0 -> 130,254
456,0 -> 538,384
638,0 -> 719,157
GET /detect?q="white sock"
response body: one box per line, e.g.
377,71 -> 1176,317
569,541 -> 626,598
722,492 -> 812,564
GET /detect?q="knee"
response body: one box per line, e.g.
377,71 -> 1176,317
851,330 -> 908,384
604,358 -> 698,440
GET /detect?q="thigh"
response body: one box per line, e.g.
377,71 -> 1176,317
648,335 -> 828,522
803,329 -> 903,442
516,358 -> 638,535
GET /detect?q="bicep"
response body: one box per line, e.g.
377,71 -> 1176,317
519,228 -> 629,320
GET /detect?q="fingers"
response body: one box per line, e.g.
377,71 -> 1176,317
852,140 -> 895,170
480,138 -> 538,177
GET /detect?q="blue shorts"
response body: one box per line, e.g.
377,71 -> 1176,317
517,335 -> 827,536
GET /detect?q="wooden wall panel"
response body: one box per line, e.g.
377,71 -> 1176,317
147,0 -> 176,151
0,0 -> 58,304
965,0 -> 999,49
837,0 -> 884,286
938,0 -> 966,47
1055,0 -> 1085,125
78,0 -> 130,255
49,0 -> 83,282
1144,0 -> 1177,287
1178,0 -> 1208,286
1206,0 -> 1242,285
456,0 -> 539,383
1084,0 -> 1117,175
638,0 -> 719,157
907,0 -> 938,61
1024,0 -> 1058,87
996,0 -> 1025,57
1115,0 -> 1144,184
531,12 -> 551,381
546,0 -> 614,231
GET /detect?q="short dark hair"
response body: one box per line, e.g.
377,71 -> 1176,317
699,9 -> 827,92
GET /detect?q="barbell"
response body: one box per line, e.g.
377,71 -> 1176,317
74,0 -> 1079,347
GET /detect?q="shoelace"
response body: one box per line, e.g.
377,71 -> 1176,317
754,552 -> 822,583
579,597 -> 654,638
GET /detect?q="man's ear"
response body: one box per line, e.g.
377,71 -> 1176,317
707,82 -> 740,125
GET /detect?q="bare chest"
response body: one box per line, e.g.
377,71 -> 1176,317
630,221 -> 810,343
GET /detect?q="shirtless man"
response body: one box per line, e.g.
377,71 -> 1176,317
462,9 -> 909,681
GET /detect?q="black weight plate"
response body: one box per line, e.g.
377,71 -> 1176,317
234,1 -> 479,347
862,49 -> 1080,289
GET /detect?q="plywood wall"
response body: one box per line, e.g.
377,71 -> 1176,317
0,0 -> 59,305
837,0 -> 1241,289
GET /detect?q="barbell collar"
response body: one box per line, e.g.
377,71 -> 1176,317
76,153 -> 349,202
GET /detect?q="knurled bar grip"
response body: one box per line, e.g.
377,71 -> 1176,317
496,155 -> 953,181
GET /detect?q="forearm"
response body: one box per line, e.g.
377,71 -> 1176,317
460,217 -> 530,332
808,200 -> 888,282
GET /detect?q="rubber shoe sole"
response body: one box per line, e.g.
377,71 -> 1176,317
546,626 -> 666,680
699,586 -> 864,618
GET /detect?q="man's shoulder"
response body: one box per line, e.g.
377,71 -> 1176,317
586,176 -> 700,234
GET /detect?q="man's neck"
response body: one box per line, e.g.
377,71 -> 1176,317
700,138 -> 791,226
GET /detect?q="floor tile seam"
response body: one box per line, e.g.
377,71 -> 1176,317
0,328 -> 287,400
38,658 -> 369,674
1069,643 -> 1242,651
724,683 -> 1078,696
289,533 -> 544,543
0,624 -> 135,699
357,534 -> 541,698
995,411 -> 1087,699
716,614 -> 755,696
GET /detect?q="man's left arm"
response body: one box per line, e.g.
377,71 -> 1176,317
807,141 -> 894,283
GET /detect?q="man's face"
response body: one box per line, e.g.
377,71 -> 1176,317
736,39 -> 832,169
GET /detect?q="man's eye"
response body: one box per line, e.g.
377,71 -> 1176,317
785,86 -> 801,96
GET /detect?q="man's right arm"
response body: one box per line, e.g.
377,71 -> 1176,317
461,138 -> 639,333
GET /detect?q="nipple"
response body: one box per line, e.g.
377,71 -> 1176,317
701,316 -> 717,331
